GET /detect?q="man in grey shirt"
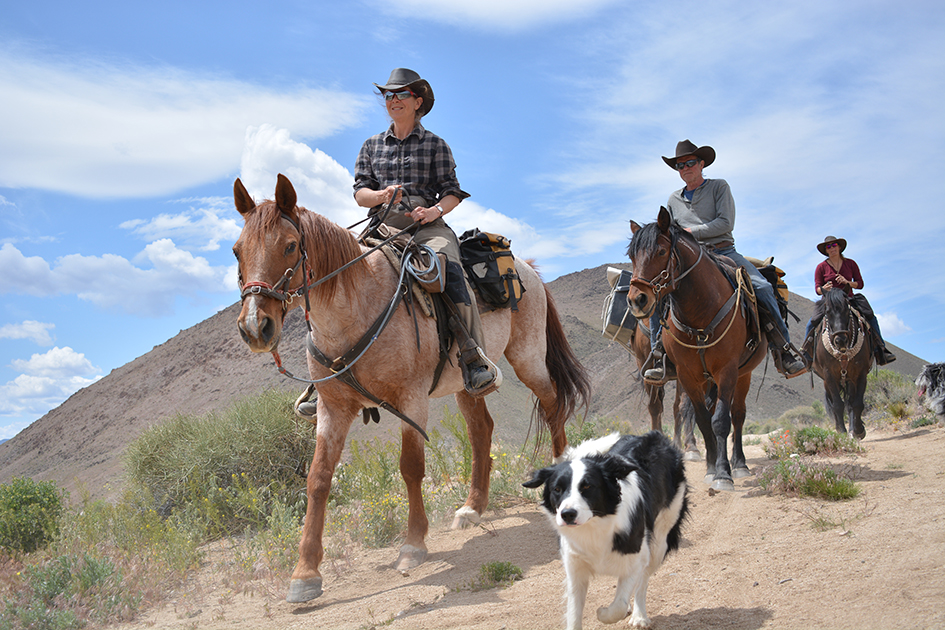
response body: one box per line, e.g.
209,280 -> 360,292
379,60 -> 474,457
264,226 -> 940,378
644,140 -> 806,381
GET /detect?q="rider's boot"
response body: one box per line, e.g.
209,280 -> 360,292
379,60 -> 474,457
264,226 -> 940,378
764,320 -> 807,378
873,331 -> 896,365
447,306 -> 502,397
642,342 -> 677,384
294,383 -> 318,422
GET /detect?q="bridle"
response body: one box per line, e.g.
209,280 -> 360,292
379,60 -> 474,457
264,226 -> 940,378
238,213 -> 312,311
630,229 -> 704,311
821,296 -> 866,377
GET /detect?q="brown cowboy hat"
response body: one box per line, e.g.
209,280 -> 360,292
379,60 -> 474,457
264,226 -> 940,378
662,139 -> 716,169
374,68 -> 435,117
817,235 -> 847,256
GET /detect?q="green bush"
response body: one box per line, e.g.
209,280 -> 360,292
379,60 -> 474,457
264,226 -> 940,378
864,369 -> 913,412
0,477 -> 64,555
759,458 -> 860,500
764,427 -> 863,459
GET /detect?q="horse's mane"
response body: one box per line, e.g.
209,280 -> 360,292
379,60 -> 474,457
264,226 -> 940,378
627,218 -> 721,264
823,287 -> 848,312
244,199 -> 373,299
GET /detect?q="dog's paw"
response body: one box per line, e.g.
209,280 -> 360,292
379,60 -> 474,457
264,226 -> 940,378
596,604 -> 627,624
628,611 -> 652,628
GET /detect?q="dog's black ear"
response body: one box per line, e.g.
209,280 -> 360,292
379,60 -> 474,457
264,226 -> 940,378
603,454 -> 637,481
523,467 -> 554,489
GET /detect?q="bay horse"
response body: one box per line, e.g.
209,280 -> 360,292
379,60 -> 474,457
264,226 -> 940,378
627,208 -> 765,491
233,174 -> 590,603
811,288 -> 873,439
627,317 -> 699,459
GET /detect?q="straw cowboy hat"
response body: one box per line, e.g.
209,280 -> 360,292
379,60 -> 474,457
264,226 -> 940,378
374,68 -> 435,117
817,235 -> 848,256
662,139 -> 716,169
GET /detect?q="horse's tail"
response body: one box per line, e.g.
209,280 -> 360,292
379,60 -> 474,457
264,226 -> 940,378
540,285 -> 592,437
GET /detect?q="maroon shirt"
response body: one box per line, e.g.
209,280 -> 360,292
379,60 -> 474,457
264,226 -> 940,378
815,258 -> 862,298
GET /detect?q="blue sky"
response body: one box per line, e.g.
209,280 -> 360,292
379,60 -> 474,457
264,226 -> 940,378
1,1 -> 943,440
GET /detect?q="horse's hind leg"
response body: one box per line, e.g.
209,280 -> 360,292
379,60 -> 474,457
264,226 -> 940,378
396,424 -> 431,570
647,382 -> 665,432
451,392 -> 495,529
729,373 -> 752,478
824,379 -> 847,434
674,388 -> 701,461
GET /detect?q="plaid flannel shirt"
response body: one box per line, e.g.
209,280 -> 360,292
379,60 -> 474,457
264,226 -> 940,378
353,123 -> 470,207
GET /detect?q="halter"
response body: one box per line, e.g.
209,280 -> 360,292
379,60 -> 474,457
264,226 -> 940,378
238,213 -> 313,311
821,298 -> 867,385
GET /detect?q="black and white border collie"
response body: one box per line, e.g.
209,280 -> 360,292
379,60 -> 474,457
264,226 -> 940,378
916,362 -> 945,417
524,431 -> 688,629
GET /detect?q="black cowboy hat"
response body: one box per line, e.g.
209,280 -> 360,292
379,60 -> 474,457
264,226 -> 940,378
817,235 -> 848,256
662,139 -> 716,169
374,68 -> 435,117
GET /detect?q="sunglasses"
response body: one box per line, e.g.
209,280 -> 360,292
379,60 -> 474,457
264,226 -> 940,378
826,242 -> 839,248
384,90 -> 415,101
675,159 -> 700,170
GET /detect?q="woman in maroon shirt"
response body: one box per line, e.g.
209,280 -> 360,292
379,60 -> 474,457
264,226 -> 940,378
803,236 -> 895,365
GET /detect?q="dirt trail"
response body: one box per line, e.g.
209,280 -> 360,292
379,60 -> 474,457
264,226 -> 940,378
116,426 -> 945,630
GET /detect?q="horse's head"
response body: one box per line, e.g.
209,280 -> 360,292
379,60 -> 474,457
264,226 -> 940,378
232,174 -> 307,353
626,207 -> 676,319
823,288 -> 853,350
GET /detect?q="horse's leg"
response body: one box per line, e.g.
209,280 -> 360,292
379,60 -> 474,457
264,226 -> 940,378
451,392 -> 495,529
849,372 -> 868,440
395,423 -> 430,570
730,373 -> 753,478
287,408 -> 356,603
674,388 -> 700,461
647,382 -> 664,433
709,373 -> 737,492
681,387 -> 717,483
824,376 -> 846,434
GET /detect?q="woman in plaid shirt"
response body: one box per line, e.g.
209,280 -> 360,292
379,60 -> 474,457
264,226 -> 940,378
352,68 -> 501,396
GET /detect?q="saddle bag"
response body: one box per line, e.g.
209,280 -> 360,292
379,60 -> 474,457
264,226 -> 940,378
601,267 -> 636,351
458,228 -> 524,311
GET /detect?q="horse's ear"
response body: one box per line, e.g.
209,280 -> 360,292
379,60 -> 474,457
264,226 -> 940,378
234,178 -> 255,217
630,220 -> 642,235
657,206 -> 671,232
275,173 -> 298,216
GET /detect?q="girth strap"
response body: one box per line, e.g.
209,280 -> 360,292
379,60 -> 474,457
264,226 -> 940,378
305,284 -> 430,441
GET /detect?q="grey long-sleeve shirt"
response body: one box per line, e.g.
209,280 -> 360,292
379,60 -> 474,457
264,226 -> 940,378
666,178 -> 736,248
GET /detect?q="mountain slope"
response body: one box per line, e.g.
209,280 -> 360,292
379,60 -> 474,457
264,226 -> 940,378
0,263 -> 925,500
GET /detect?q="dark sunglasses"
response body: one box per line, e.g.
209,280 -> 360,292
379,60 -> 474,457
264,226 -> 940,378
675,159 -> 700,170
384,89 -> 415,101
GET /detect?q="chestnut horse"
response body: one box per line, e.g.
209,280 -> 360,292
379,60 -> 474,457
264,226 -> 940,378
627,208 -> 765,491
627,317 -> 699,459
233,175 -> 590,603
811,288 -> 873,439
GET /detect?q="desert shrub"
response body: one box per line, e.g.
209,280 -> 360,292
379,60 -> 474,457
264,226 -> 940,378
0,477 -> 64,555
473,561 -> 523,590
123,389 -> 312,537
758,458 -> 860,500
864,369 -> 913,412
764,427 -> 863,459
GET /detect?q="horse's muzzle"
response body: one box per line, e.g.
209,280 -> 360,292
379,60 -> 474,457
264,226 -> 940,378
238,298 -> 281,352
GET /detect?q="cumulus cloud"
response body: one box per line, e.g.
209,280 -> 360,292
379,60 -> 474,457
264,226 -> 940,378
0,46 -> 370,198
120,199 -> 242,252
0,321 -> 55,346
0,241 -> 232,316
877,313 -> 911,337
1,347 -> 101,421
372,0 -> 621,30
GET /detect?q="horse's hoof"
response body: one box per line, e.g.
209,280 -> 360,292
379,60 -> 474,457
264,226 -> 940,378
853,429 -> 866,440
683,450 -> 702,462
732,467 -> 752,479
711,478 -> 735,492
703,473 -> 716,485
450,506 -> 481,530
286,577 -> 323,603
395,544 -> 428,571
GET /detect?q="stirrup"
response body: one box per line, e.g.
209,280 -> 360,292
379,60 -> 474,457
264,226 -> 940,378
294,384 -> 318,424
778,346 -> 808,379
643,354 -> 676,385
460,346 -> 503,397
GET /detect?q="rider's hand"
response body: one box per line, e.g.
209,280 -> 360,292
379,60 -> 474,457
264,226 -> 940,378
379,186 -> 402,207
409,206 -> 439,225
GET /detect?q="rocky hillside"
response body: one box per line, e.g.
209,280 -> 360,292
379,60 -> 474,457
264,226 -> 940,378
0,263 -> 925,500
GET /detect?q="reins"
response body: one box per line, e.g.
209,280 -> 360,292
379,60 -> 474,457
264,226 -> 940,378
239,192 -> 432,440
820,300 -> 868,386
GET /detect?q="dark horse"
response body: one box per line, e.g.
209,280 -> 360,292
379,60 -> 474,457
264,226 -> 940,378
811,288 -> 873,439
627,208 -> 766,491
233,175 -> 590,603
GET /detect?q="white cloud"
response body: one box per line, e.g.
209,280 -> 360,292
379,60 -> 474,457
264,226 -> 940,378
10,346 -> 97,379
0,46 -> 370,198
877,313 -> 911,338
0,321 -> 55,346
121,200 -> 242,252
372,0 -> 621,30
0,241 -> 232,316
